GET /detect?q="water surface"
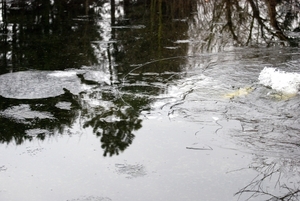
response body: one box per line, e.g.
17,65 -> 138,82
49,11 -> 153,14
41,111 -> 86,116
1,0 -> 300,200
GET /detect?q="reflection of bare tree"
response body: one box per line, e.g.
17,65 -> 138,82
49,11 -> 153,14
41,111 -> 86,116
236,157 -> 300,201
224,86 -> 300,200
189,0 -> 300,53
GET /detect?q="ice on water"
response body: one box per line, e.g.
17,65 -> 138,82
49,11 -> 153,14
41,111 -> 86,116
0,69 -> 111,99
48,71 -> 78,77
259,67 -> 300,94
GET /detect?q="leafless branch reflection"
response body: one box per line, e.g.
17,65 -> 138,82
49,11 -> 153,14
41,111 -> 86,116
188,0 -> 300,53
236,157 -> 300,201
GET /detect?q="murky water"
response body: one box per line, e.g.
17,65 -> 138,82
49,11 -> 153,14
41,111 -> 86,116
1,0 -> 300,200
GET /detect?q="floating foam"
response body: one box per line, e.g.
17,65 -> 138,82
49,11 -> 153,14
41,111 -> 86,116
258,67 -> 300,94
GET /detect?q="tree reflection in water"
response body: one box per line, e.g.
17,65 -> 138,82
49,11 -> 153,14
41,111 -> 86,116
0,89 -> 81,144
80,89 -> 149,156
189,0 -> 300,53
0,80 -> 152,156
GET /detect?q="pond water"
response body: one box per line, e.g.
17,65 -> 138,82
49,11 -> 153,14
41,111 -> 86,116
1,0 -> 300,200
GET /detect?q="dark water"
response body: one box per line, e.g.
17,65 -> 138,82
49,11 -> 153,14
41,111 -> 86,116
1,0 -> 300,200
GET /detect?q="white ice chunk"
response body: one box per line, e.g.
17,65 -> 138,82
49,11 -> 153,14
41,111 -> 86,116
258,67 -> 300,94
48,71 -> 77,77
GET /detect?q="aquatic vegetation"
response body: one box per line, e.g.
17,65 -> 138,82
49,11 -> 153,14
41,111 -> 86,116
223,87 -> 254,99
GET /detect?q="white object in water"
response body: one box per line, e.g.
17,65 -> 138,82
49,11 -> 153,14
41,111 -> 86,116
48,71 -> 77,77
258,67 -> 300,94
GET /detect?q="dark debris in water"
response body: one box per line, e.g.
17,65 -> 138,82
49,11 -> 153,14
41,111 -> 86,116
186,145 -> 213,151
21,146 -> 45,156
115,162 -> 147,179
0,165 -> 7,171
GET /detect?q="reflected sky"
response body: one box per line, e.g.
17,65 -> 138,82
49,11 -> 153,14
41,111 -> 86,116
0,117 -> 258,201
